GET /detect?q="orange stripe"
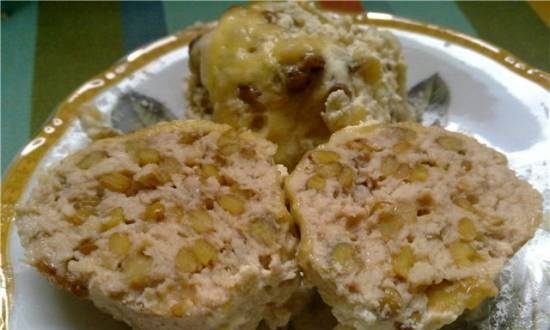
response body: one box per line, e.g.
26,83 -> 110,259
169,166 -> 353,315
318,0 -> 363,13
528,1 -> 550,27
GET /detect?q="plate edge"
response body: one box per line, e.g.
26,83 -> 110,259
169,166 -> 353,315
1,13 -> 548,330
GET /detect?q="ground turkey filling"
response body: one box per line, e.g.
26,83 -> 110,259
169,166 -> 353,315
286,123 -> 542,330
16,121 -> 299,326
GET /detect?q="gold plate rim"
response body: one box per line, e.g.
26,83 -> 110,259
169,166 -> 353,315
1,13 -> 548,330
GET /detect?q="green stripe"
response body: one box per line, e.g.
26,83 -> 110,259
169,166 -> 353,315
457,1 -> 550,72
163,1 -> 245,34
388,1 -> 477,37
31,2 -> 124,134
1,2 -> 38,175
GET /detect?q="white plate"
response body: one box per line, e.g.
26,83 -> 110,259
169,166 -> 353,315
2,14 -> 549,330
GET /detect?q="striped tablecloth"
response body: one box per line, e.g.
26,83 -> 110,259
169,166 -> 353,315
1,1 -> 549,174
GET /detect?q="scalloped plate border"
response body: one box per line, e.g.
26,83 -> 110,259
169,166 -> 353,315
1,12 -> 548,330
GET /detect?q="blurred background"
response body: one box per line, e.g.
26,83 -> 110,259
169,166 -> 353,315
1,1 -> 549,174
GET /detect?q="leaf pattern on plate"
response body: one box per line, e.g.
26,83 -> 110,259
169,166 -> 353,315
408,73 -> 450,127
111,92 -> 176,133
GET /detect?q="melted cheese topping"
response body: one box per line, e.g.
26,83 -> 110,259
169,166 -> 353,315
192,2 -> 413,168
201,6 -> 331,168
204,7 -> 325,102
204,7 -> 281,101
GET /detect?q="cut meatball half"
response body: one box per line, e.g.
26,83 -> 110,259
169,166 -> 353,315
16,120 -> 299,330
286,123 -> 542,330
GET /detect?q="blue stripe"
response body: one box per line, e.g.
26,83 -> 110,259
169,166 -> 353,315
163,1 -> 245,34
1,2 -> 38,175
121,1 -> 167,53
363,1 -> 477,37
362,1 -> 394,14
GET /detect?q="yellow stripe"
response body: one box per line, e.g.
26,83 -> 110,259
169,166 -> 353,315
528,1 -> 550,27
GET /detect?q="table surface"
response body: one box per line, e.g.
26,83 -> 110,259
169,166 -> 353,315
1,1 -> 549,175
